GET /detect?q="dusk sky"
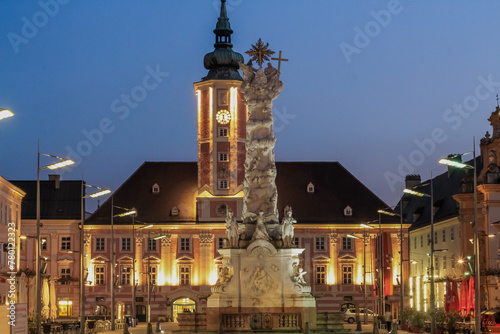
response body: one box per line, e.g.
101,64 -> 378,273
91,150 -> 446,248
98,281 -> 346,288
2,1 -> 500,212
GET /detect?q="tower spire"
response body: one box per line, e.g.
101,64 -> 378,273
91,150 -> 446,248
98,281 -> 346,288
202,0 -> 244,81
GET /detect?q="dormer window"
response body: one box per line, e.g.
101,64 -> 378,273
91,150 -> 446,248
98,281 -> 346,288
152,183 -> 160,194
171,207 -> 179,216
344,206 -> 352,216
307,182 -> 315,193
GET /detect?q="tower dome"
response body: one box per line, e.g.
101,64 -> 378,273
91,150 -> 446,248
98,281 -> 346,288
202,0 -> 244,81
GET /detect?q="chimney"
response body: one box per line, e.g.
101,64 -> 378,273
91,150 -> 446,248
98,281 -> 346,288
48,174 -> 61,189
405,174 -> 421,189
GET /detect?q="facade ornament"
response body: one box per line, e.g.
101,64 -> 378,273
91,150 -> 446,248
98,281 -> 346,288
135,236 -> 144,246
280,206 -> 296,248
247,266 -> 275,296
83,232 -> 91,245
160,233 -> 172,247
292,262 -> 307,285
330,230 -> 338,246
200,230 -> 213,246
225,208 -> 240,248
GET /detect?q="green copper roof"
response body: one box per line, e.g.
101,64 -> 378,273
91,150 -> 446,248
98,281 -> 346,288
202,0 -> 243,81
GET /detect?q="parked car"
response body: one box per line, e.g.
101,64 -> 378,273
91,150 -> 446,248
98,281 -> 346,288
344,308 -> 376,323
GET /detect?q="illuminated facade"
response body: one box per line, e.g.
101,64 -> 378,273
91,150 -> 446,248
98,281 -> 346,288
0,175 -> 24,332
83,2 -> 409,322
404,104 -> 500,312
12,176 -> 82,318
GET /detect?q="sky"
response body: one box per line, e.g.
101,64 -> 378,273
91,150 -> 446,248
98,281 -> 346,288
2,0 -> 500,213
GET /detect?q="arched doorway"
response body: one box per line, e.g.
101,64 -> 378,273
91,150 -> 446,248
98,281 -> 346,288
172,298 -> 196,322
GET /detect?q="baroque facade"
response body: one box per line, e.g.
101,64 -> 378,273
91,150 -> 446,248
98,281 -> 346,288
83,0 -> 408,323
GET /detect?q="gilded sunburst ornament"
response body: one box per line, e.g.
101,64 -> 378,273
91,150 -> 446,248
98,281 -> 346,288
245,38 -> 275,68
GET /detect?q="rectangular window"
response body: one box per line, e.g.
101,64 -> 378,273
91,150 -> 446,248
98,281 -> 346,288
451,255 -> 455,269
218,238 -> 224,249
122,238 -> 131,251
435,257 -> 439,272
95,238 -> 105,251
442,230 -> 446,242
315,237 -> 325,251
219,128 -> 228,137
434,232 -> 438,244
219,180 -> 228,189
41,238 -> 47,251
451,227 -> 454,241
219,152 -> 228,162
180,238 -> 190,251
147,238 -> 157,252
61,268 -> 71,285
61,237 -> 71,251
342,265 -> 353,285
149,266 -> 157,286
95,266 -> 105,285
293,237 -> 299,247
180,266 -> 191,285
315,265 -> 326,284
121,266 -> 131,285
414,237 -> 417,249
342,237 -> 353,250
420,235 -> 423,248
443,256 -> 447,270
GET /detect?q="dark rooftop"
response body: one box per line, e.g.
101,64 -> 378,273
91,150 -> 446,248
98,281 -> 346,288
86,161 -> 398,225
10,180 -> 82,220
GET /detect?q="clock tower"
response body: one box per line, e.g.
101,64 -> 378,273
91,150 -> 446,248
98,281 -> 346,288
194,0 -> 246,221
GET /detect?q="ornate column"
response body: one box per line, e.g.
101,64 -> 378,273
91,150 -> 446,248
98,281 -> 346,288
239,39 -> 283,227
160,232 -> 171,285
199,231 -> 214,285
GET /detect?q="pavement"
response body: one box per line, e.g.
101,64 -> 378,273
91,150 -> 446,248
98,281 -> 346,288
93,321 -> 413,334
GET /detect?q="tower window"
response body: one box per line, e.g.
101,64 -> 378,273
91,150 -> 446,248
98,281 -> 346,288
219,128 -> 228,137
219,180 -> 228,189
219,152 -> 228,162
307,182 -> 314,193
152,183 -> 160,194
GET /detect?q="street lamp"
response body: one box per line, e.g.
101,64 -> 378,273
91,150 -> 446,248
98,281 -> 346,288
0,108 -> 14,121
360,223 -> 374,324
80,184 -> 110,334
439,140 -> 479,334
36,150 -> 74,334
379,205 -> 404,326
110,203 -> 137,330
404,177 -> 435,334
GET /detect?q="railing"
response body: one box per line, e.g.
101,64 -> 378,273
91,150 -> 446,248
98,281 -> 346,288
222,313 -> 300,330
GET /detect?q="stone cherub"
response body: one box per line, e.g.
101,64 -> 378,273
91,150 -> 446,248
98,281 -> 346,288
250,211 -> 270,242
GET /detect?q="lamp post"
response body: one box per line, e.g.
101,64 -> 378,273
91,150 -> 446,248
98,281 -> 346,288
111,205 -> 137,329
404,176 -> 435,334
80,185 -> 110,334
360,223 -> 375,324
0,108 -> 14,121
378,206 -> 405,325
439,139 -> 479,334
36,150 -> 74,334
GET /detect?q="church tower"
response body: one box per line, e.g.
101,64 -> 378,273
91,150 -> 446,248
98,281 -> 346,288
194,0 -> 246,221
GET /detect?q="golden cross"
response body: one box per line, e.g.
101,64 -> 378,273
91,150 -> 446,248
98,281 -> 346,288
271,51 -> 289,78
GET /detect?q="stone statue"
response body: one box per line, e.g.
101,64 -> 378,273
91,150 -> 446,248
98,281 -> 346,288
292,262 -> 307,285
251,211 -> 270,242
281,206 -> 296,248
225,208 -> 239,248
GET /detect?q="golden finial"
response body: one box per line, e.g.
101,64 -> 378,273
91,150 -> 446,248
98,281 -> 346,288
245,38 -> 275,68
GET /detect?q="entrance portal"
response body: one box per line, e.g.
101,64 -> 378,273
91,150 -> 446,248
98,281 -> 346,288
172,298 -> 196,322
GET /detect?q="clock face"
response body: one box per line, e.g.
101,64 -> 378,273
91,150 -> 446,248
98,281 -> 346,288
216,109 -> 231,124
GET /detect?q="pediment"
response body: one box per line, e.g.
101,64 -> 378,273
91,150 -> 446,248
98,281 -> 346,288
312,255 -> 330,262
338,253 -> 356,260
92,256 -> 109,264
57,258 -> 74,265
143,255 -> 161,263
117,255 -> 134,262
177,256 -> 194,262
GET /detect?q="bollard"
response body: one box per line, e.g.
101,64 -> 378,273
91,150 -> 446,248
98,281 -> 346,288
155,321 -> 163,333
123,323 -> 130,334
355,320 -> 362,332
389,321 -> 398,334
147,323 -> 153,334
303,322 -> 310,334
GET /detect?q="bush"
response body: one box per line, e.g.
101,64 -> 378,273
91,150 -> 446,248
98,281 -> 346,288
410,310 -> 429,328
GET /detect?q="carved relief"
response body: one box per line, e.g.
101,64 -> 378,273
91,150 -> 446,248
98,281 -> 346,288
245,266 -> 276,296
